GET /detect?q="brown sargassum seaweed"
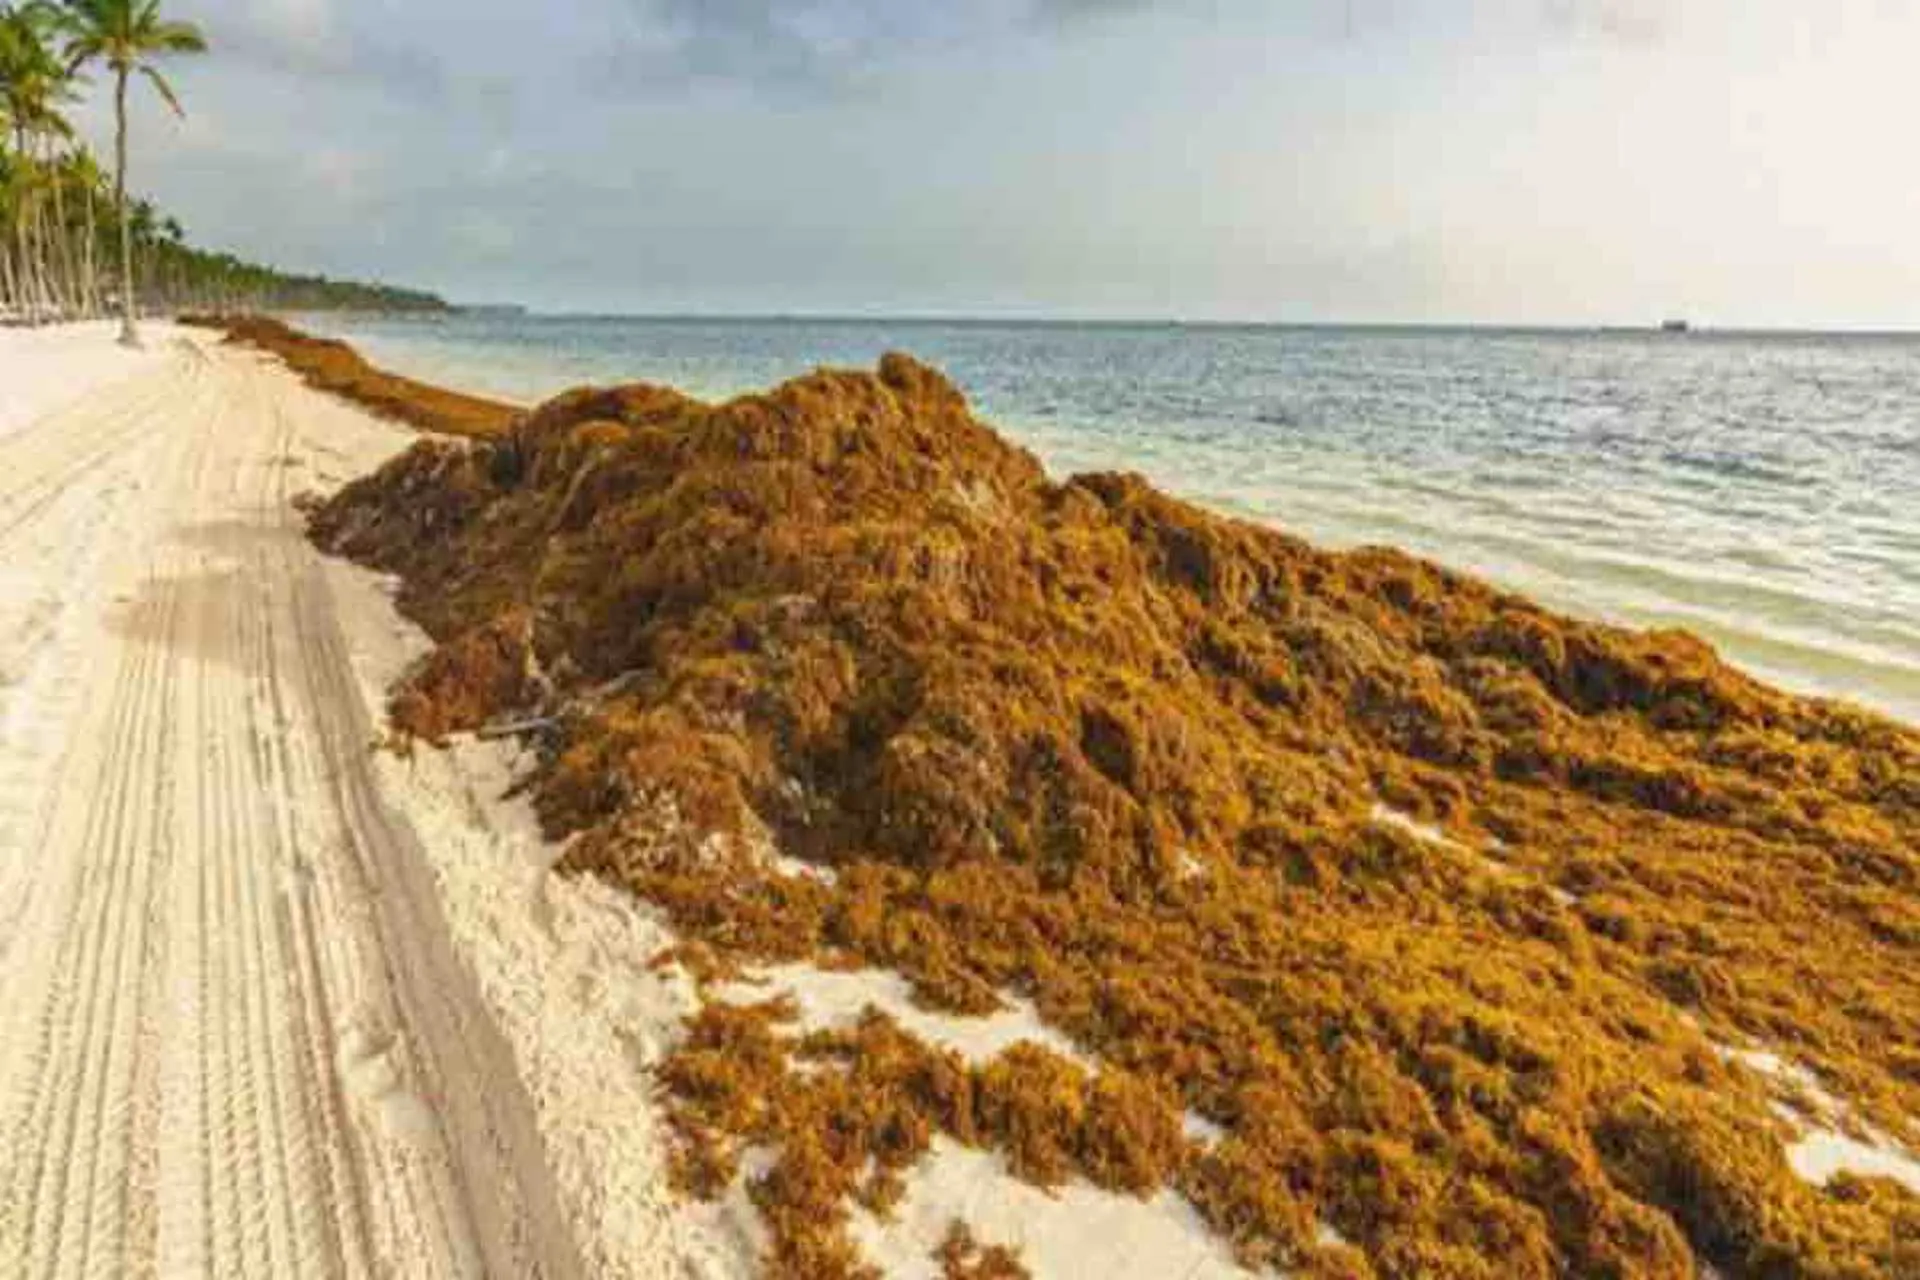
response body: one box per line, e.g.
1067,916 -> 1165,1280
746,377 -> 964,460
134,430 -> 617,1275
288,324 -> 1918,1278
183,313 -> 517,439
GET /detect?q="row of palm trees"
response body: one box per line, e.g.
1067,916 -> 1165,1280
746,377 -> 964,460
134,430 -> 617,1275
2,0 -> 203,344
4,2 -> 448,335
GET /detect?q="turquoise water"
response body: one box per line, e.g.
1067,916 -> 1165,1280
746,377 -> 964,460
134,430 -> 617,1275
300,314 -> 1920,726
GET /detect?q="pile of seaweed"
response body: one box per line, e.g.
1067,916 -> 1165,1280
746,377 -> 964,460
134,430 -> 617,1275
305,336 -> 1919,1278
182,314 -> 516,439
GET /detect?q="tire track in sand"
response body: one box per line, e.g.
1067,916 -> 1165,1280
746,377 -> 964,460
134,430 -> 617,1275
0,352 -> 214,1278
0,354 -> 213,891
0,339 -> 586,1278
0,339 -> 208,544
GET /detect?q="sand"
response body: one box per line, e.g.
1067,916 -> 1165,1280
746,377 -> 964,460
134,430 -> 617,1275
1716,1043 -> 1920,1197
850,1138 -> 1248,1279
0,320 -> 171,442
716,964 -> 1087,1068
331,586 -> 757,1279
0,325 -> 600,1277
715,962 -> 1265,1277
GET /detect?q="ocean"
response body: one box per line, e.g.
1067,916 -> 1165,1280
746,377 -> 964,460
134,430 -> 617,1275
298,313 -> 1920,727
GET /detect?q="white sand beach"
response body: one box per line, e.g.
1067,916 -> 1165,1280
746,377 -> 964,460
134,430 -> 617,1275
0,324 -> 637,1278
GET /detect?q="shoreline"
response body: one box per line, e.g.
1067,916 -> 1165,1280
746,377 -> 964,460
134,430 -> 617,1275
253,317 -> 1920,1275
185,314 -> 520,439
8,318 -> 1912,1278
285,309 -> 1920,732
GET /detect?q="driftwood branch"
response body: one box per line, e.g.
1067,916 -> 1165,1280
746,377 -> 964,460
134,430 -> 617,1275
471,667 -> 648,745
476,715 -> 560,742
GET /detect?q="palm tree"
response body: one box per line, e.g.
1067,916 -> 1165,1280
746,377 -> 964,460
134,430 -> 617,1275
57,0 -> 202,345
65,142 -> 102,311
1,1 -> 76,321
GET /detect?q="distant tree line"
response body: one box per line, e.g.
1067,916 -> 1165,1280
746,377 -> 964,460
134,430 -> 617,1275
132,232 -> 451,314
2,1 -> 445,333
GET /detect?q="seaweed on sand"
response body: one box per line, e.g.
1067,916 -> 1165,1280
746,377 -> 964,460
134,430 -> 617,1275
183,314 -> 516,439
294,324 -> 1920,1277
661,1000 -> 1181,1277
934,1221 -> 1029,1280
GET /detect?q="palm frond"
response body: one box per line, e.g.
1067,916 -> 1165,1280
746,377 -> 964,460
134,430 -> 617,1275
153,19 -> 204,54
138,61 -> 178,116
59,0 -> 206,106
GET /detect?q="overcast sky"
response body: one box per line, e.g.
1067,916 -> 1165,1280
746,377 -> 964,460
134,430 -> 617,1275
70,0 -> 1920,324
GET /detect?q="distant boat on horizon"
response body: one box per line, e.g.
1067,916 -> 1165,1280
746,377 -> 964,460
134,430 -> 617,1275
1661,318 -> 1691,333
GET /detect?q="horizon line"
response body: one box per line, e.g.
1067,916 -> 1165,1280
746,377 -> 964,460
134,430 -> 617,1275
414,308 -> 1920,337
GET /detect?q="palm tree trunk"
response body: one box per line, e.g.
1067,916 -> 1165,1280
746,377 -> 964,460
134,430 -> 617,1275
9,209 -> 26,320
50,159 -> 79,319
12,125 -> 40,323
0,228 -> 17,317
23,194 -> 52,322
27,177 -> 52,317
31,142 -> 66,319
114,69 -> 138,346
82,182 -> 99,316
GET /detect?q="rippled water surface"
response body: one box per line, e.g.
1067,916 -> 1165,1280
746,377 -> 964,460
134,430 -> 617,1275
304,314 -> 1920,725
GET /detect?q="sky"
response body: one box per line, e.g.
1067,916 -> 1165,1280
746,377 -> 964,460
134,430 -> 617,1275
66,0 -> 1920,324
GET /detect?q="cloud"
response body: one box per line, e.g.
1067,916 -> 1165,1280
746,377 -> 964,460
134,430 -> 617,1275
590,0 -> 927,92
1538,0 -> 1672,46
1029,0 -> 1163,23
592,0 -> 1171,94
191,0 -> 449,98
